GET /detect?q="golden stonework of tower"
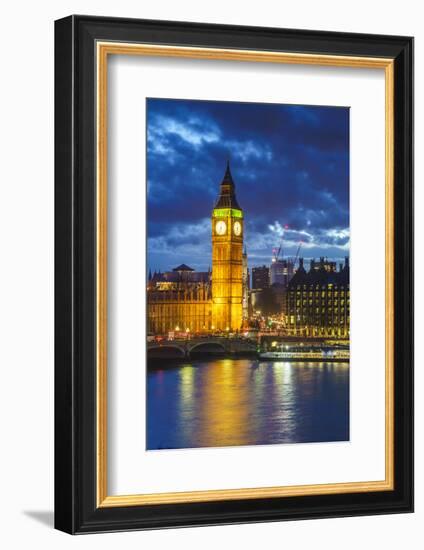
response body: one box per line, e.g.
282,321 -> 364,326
211,161 -> 243,332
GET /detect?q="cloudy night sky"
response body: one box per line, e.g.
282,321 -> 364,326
146,98 -> 349,273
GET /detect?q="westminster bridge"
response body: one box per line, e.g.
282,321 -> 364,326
147,337 -> 258,360
147,332 -> 350,361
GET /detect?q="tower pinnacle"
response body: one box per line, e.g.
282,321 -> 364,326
214,160 -> 241,209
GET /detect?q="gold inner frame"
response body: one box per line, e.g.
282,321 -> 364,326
96,42 -> 395,508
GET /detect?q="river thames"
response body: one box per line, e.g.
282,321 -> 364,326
147,358 -> 349,450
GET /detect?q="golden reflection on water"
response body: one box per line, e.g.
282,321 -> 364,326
148,359 -> 350,449
179,364 -> 194,402
196,359 -> 252,447
177,360 -> 301,447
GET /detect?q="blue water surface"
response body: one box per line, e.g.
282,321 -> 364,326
147,359 -> 349,450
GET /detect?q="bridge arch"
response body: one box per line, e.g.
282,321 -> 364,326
147,345 -> 186,359
188,341 -> 226,356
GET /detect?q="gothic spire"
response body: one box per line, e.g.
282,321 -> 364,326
214,160 -> 241,209
222,159 -> 234,186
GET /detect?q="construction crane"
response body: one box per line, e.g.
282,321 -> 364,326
294,241 -> 303,267
272,224 -> 289,263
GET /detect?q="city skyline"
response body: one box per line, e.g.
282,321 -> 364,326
147,98 -> 349,273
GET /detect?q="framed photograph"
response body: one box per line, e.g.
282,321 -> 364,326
54,15 -> 413,533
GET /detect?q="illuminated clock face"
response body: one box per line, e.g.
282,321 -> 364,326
233,221 -> 242,236
215,220 -> 227,235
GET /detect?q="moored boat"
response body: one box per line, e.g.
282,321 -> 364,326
259,348 -> 349,362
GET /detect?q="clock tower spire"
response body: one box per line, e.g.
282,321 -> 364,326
211,161 -> 244,332
214,160 -> 241,209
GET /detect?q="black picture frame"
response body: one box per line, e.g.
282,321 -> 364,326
55,15 -> 414,534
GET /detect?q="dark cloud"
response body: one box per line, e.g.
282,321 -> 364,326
147,98 -> 349,272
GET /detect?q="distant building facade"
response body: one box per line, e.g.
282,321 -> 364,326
286,257 -> 350,338
242,247 -> 250,321
147,265 -> 212,334
251,265 -> 270,290
270,258 -> 294,286
310,257 -> 337,273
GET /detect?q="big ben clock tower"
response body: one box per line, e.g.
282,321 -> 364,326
211,161 -> 244,332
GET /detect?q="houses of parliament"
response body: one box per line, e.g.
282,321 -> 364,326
147,162 -> 248,334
